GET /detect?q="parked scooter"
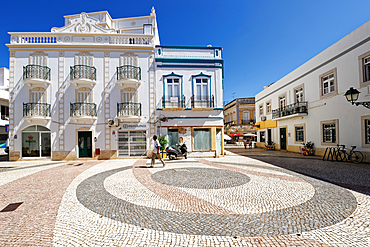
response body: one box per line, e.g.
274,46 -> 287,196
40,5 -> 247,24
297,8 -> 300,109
166,143 -> 187,160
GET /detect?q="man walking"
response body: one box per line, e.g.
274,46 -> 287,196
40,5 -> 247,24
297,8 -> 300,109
151,135 -> 166,168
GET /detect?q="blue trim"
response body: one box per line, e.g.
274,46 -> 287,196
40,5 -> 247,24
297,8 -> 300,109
213,108 -> 224,110
162,72 -> 183,108
162,116 -> 223,120
157,64 -> 222,69
156,45 -> 223,50
185,108 -> 192,110
155,58 -> 223,64
156,108 -> 163,110
191,73 -> 212,106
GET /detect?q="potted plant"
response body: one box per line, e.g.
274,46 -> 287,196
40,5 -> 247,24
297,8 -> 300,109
158,135 -> 168,159
300,141 -> 315,156
265,141 -> 275,151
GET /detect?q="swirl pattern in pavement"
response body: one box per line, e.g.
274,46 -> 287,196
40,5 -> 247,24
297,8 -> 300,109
151,167 -> 251,189
76,161 -> 357,237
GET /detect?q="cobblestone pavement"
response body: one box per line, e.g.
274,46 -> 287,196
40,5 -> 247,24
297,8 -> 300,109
0,150 -> 369,246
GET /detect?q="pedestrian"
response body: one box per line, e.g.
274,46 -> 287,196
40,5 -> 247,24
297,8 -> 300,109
243,138 -> 247,149
151,135 -> 166,168
249,139 -> 253,148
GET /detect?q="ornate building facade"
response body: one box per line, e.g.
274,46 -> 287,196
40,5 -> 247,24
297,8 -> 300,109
6,9 -> 224,160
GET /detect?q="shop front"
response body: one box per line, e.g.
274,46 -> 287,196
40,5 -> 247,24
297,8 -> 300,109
117,123 -> 147,157
21,125 -> 51,158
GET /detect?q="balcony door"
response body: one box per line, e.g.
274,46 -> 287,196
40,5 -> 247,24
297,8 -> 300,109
76,88 -> 91,116
166,78 -> 181,108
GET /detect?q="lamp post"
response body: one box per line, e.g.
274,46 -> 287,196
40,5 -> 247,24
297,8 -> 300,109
344,87 -> 370,109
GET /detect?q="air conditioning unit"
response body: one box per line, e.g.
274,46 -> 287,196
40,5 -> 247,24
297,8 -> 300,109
107,119 -> 114,126
261,116 -> 266,121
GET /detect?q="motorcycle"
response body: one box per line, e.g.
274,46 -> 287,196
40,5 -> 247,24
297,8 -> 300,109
166,143 -> 187,160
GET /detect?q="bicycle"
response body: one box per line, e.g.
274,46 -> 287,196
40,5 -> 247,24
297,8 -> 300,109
335,144 -> 364,163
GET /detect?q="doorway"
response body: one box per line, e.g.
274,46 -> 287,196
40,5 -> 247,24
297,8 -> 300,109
78,131 -> 92,158
267,129 -> 272,144
280,127 -> 287,150
216,129 -> 222,155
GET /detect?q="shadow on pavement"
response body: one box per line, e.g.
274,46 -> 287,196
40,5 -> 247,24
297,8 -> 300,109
226,147 -> 370,196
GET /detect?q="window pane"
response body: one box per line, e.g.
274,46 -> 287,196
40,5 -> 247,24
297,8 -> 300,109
366,119 -> 370,144
194,129 -> 211,151
174,85 -> 179,97
168,85 -> 173,97
196,79 -> 201,84
295,127 -> 304,142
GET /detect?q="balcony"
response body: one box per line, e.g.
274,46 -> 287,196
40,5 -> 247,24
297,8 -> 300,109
70,102 -> 97,123
117,102 -> 141,122
23,65 -> 51,89
272,102 -> 308,120
116,65 -> 141,88
191,95 -> 214,110
241,119 -> 255,125
70,65 -> 96,89
23,103 -> 51,122
162,96 -> 186,110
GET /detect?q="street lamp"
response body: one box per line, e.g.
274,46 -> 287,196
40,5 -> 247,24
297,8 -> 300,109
344,87 -> 370,109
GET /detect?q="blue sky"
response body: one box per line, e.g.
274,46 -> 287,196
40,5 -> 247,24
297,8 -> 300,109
1,0 -> 370,104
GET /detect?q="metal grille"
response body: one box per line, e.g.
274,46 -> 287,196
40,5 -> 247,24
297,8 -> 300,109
23,103 -> 51,117
272,102 -> 308,119
70,103 -> 97,117
117,65 -> 141,81
23,65 -> 51,81
162,95 -> 186,108
323,123 -> 336,143
191,95 -> 214,108
117,103 -> 141,116
70,65 -> 96,81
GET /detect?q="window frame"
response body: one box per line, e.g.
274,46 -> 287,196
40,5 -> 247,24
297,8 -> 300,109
191,73 -> 212,102
121,87 -> 137,103
319,68 -> 338,99
162,72 -> 183,105
361,115 -> 370,148
266,100 -> 271,114
294,123 -> 305,144
358,51 -> 370,87
320,119 -> 339,146
259,104 -> 264,116
293,84 -> 305,103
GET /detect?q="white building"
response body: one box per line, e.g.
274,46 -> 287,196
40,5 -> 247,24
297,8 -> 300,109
255,19 -> 370,162
7,9 -> 159,160
0,67 -> 9,153
154,46 -> 224,157
6,9 -> 224,160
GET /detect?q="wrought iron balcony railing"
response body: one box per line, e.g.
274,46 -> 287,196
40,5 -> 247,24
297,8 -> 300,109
241,119 -> 255,125
70,103 -> 97,117
70,65 -> 96,81
117,102 -> 142,116
23,65 -> 51,81
191,95 -> 214,108
117,65 -> 141,81
272,101 -> 308,119
162,95 -> 186,108
23,103 -> 51,117
224,121 -> 235,125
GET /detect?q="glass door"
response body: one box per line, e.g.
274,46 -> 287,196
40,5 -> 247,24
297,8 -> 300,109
22,132 -> 40,157
41,132 -> 51,156
78,131 -> 92,158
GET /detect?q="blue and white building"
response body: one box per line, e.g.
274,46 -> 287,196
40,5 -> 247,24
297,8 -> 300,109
154,45 -> 224,157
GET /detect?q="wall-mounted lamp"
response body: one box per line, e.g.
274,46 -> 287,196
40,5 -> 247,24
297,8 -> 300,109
344,87 -> 370,109
94,137 -> 97,142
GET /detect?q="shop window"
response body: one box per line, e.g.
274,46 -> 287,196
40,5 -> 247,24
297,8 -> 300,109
194,129 -> 211,151
259,131 -> 265,143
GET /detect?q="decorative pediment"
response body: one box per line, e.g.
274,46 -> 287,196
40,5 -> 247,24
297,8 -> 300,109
51,12 -> 115,34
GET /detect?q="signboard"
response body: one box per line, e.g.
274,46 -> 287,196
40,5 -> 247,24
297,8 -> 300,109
120,123 -> 148,130
5,124 -> 9,133
170,97 -> 178,103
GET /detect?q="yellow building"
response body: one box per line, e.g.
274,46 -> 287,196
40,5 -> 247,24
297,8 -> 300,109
224,98 -> 256,138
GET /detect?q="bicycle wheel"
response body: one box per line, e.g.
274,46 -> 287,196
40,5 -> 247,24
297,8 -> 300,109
335,150 -> 345,161
350,151 -> 364,163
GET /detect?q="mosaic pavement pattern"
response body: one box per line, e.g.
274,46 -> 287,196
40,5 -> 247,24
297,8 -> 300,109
1,155 -> 369,246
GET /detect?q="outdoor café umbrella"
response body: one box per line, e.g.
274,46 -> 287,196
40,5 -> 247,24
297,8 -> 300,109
224,135 -> 232,140
228,133 -> 243,137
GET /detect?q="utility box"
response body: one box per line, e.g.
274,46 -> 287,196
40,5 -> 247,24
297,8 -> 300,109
95,148 -> 100,155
